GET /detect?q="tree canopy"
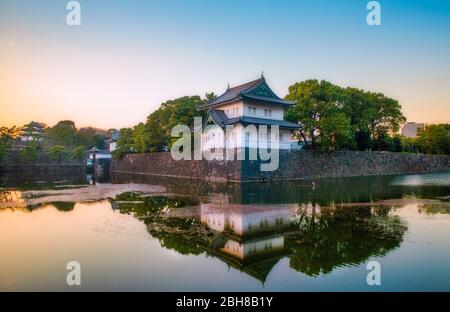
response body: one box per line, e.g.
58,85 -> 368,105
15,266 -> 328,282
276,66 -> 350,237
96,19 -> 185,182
416,124 -> 450,155
19,140 -> 41,162
0,120 -> 118,165
45,120 -> 78,146
285,80 -> 406,151
48,145 -> 70,162
114,95 -> 207,158
0,127 -> 15,164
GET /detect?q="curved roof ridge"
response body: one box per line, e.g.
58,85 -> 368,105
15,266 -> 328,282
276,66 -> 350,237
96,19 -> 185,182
228,77 -> 263,92
198,76 -> 293,110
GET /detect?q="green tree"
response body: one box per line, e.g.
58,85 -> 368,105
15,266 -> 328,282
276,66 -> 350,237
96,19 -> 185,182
113,128 -> 135,158
115,95 -> 207,155
372,131 -> 394,152
399,135 -> 417,153
342,88 -> 406,141
318,112 -> 353,150
144,109 -> 170,152
416,124 -> 450,155
48,145 -> 70,163
204,92 -> 217,103
0,127 -> 14,164
354,131 -> 372,151
133,123 -> 150,153
392,135 -> 403,152
4,126 -> 22,139
72,145 -> 86,161
20,141 -> 41,162
46,120 -> 78,146
0,140 -> 7,164
368,92 -> 405,139
285,80 -> 345,147
286,80 -> 406,151
76,127 -> 107,149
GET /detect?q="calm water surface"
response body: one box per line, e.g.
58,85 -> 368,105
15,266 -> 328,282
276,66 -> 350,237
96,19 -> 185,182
1,173 -> 450,291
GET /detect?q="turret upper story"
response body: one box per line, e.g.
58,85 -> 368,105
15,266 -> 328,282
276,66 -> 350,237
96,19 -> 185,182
198,75 -> 295,121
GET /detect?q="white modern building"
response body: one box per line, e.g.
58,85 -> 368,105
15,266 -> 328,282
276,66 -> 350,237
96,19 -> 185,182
401,122 -> 426,138
198,75 -> 301,152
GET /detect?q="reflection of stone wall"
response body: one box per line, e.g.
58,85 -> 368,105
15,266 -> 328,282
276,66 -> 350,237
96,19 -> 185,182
0,165 -> 86,186
111,151 -> 450,182
0,150 -> 86,185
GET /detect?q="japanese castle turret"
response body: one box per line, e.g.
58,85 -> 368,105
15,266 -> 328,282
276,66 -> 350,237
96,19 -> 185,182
198,75 -> 301,152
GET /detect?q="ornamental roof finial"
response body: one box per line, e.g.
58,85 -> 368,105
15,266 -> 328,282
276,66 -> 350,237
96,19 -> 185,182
227,83 -> 230,90
261,71 -> 264,78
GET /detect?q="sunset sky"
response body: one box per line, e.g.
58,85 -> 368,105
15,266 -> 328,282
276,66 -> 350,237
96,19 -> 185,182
1,0 -> 449,129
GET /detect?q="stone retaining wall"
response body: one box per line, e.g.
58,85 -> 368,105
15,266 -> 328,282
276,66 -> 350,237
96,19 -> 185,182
111,153 -> 241,182
110,151 -> 450,182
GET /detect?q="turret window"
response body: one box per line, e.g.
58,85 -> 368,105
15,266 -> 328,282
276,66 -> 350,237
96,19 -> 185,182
264,109 -> 272,117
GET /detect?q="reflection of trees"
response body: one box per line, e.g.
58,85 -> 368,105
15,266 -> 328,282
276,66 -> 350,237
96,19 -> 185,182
145,218 -> 208,256
287,205 -> 405,276
117,193 -> 199,217
0,190 -> 76,212
27,201 -> 75,212
0,190 -> 26,211
0,190 -> 19,202
419,202 -> 450,215
115,193 -> 407,280
116,193 -> 207,255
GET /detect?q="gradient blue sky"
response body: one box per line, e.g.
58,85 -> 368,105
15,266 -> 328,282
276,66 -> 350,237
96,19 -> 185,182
1,0 -> 449,128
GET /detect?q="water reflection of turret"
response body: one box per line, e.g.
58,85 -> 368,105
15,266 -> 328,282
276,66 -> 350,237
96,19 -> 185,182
200,203 -> 296,283
201,204 -> 292,236
112,191 -> 408,282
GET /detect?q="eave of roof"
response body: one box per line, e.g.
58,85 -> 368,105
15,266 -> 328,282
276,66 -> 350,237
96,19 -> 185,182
204,109 -> 301,130
241,94 -> 295,106
238,116 -> 301,129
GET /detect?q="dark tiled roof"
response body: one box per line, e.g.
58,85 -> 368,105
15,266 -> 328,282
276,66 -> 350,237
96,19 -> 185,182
198,76 -> 295,110
239,116 -> 301,129
89,147 -> 102,152
206,109 -> 301,130
208,109 -> 229,128
242,94 -> 295,105
205,78 -> 261,107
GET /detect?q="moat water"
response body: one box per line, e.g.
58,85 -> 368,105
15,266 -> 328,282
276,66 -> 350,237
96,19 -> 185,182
1,172 -> 450,291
